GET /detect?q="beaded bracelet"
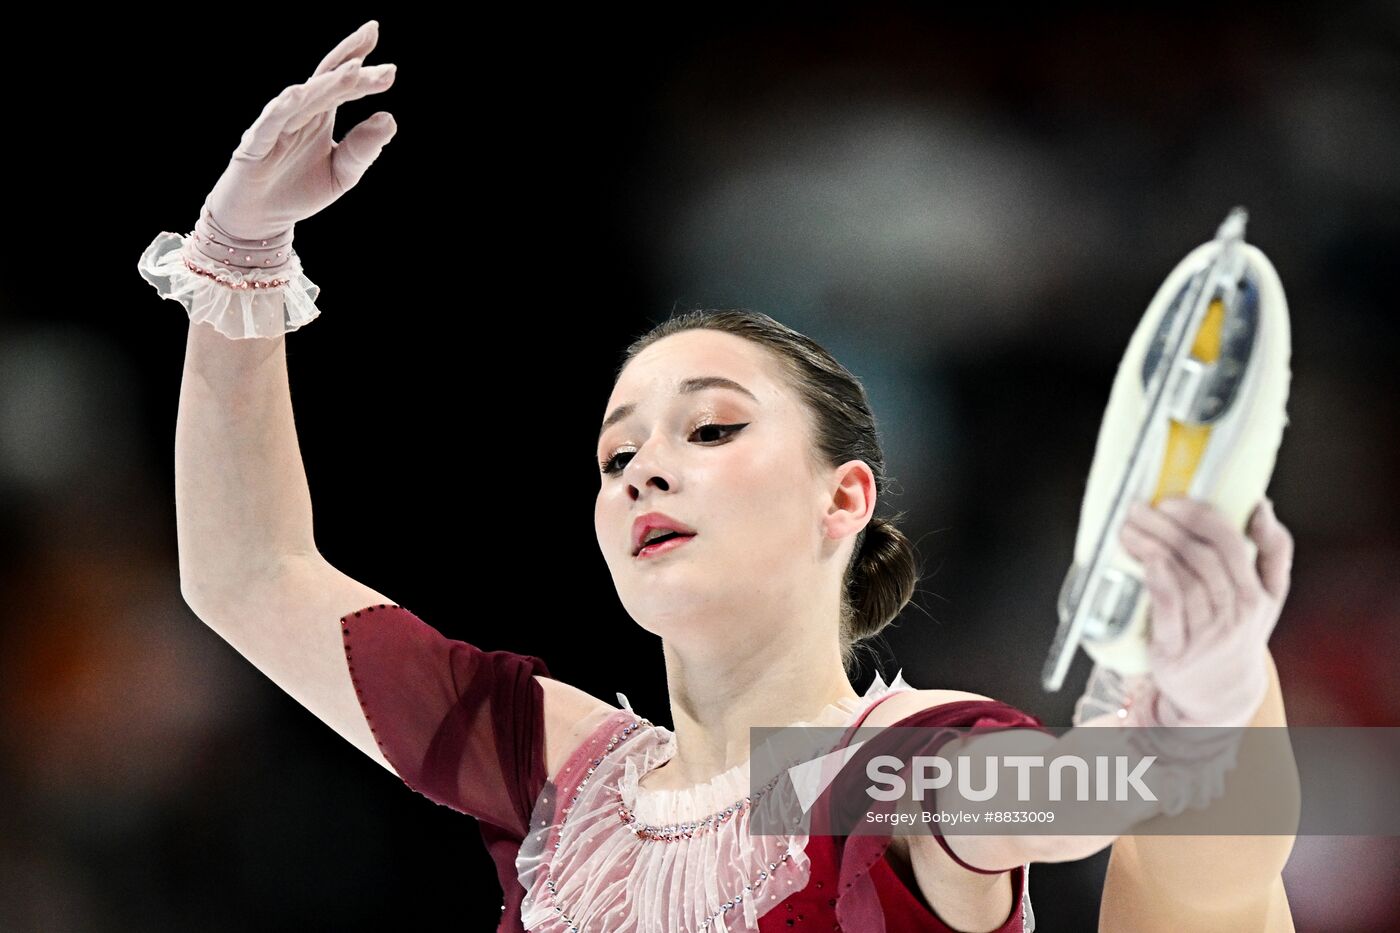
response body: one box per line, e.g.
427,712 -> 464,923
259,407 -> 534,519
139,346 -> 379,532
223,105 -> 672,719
190,204 -> 296,276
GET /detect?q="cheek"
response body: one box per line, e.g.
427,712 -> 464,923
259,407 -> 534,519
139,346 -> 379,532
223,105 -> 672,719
721,441 -> 816,550
594,487 -> 615,551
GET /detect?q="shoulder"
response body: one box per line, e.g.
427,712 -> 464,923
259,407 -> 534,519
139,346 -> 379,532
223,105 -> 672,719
859,688 -> 997,728
534,675 -> 623,780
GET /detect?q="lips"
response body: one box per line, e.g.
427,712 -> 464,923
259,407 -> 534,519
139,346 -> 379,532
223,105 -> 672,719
635,533 -> 696,559
632,512 -> 698,557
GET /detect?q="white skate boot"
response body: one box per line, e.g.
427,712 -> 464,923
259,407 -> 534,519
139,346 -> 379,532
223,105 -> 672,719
1043,207 -> 1293,691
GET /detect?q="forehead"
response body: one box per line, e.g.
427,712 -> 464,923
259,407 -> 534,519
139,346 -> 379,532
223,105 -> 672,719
608,329 -> 783,405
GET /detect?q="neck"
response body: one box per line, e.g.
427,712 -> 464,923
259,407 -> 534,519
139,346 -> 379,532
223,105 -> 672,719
651,613 -> 860,790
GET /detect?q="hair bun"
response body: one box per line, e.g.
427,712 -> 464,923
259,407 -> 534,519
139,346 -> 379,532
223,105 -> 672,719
845,514 -> 918,646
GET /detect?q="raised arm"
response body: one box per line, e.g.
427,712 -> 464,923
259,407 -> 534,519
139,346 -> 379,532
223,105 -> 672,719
153,22 -> 616,800
174,317 -> 614,789
175,320 -> 397,770
160,19 -> 400,772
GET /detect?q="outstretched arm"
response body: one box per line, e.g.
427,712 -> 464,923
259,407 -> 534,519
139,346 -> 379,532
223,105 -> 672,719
865,496 -> 1298,930
909,652 -> 1296,927
1098,495 -> 1298,929
1099,649 -> 1297,931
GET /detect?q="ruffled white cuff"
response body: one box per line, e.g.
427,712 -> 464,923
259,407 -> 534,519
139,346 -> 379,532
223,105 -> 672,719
1073,664 -> 1243,818
137,230 -> 322,339
1072,663 -> 1143,725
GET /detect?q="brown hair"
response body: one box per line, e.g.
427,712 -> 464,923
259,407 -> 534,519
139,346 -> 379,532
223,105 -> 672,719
616,308 -> 919,672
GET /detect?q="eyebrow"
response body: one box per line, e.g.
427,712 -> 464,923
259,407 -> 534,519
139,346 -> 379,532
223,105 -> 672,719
598,376 -> 760,441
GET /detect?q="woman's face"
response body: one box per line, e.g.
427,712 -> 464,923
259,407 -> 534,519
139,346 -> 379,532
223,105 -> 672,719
594,329 -> 870,648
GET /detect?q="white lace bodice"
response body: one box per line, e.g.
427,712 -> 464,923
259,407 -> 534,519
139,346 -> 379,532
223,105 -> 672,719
516,672 -> 915,932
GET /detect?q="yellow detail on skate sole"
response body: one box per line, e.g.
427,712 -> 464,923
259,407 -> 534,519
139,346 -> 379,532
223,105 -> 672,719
1153,298 -> 1226,504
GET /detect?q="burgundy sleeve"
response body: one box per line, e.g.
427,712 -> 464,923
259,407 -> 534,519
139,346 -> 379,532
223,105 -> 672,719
338,603 -> 552,840
832,700 -> 1048,933
907,701 -> 1048,874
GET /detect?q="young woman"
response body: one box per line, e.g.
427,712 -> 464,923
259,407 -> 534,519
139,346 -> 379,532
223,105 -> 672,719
143,20 -> 1298,932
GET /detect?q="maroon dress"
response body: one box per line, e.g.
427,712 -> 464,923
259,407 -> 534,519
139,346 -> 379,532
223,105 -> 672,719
340,604 -> 1040,932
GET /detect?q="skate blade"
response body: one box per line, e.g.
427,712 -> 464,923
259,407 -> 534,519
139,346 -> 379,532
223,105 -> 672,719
1042,209 -> 1292,691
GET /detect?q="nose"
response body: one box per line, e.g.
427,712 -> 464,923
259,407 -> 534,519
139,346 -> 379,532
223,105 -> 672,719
622,436 -> 675,501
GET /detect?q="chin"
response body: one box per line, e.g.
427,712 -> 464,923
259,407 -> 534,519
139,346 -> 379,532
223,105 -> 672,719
623,590 -> 721,638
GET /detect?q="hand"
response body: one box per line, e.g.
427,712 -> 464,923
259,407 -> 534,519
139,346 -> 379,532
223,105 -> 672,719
203,20 -> 398,243
1118,495 -> 1294,728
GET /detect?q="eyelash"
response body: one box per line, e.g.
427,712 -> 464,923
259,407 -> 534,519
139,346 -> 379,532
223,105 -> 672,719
599,422 -> 749,476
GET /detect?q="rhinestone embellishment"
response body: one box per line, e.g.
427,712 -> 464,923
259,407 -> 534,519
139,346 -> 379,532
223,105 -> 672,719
616,768 -> 785,842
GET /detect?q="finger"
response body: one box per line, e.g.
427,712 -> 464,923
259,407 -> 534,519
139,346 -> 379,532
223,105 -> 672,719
1153,496 -> 1258,606
1120,522 -> 1202,657
1121,519 -> 1214,650
1141,556 -> 1188,662
311,20 -> 380,78
1123,502 -> 1235,623
1148,498 -> 1237,622
283,62 -> 397,137
1158,553 -> 1215,660
240,58 -> 366,158
332,112 -> 398,191
1250,497 -> 1295,603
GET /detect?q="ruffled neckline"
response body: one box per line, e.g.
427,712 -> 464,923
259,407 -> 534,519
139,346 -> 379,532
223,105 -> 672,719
517,669 -> 923,932
619,670 -> 913,826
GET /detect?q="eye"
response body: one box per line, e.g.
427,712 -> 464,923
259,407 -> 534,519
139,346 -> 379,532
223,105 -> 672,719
599,422 -> 750,476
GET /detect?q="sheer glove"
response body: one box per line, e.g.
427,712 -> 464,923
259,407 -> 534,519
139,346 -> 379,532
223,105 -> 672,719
138,19 -> 397,338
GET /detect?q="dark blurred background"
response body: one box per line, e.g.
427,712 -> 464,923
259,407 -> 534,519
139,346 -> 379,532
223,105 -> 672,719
3,3 -> 1398,930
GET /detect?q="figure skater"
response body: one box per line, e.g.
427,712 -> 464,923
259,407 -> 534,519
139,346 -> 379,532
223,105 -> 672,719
140,20 -> 1299,932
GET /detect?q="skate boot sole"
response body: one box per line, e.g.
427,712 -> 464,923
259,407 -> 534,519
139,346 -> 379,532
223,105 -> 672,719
1043,208 -> 1292,690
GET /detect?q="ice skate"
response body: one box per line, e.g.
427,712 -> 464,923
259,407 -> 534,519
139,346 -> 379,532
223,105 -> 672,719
1043,207 -> 1293,691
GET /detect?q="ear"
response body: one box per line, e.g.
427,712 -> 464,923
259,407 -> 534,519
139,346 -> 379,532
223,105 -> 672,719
824,459 -> 877,543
